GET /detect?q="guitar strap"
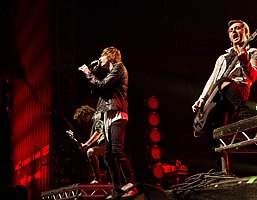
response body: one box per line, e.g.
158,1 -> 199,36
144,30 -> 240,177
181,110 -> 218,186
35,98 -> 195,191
215,50 -> 237,88
224,49 -> 237,69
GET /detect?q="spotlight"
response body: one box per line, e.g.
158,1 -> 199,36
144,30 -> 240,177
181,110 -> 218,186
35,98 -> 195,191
148,112 -> 160,126
150,128 -> 161,143
147,95 -> 159,110
151,145 -> 162,160
153,163 -> 164,179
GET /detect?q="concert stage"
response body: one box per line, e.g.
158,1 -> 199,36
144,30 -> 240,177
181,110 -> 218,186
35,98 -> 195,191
41,173 -> 257,200
41,116 -> 257,199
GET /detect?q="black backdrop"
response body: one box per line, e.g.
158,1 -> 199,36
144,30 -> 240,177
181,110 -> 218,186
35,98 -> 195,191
73,0 -> 257,183
1,0 -> 257,186
71,0 -> 257,183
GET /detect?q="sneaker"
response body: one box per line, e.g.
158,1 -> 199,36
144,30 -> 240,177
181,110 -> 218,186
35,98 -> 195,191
105,188 -> 123,199
121,183 -> 134,191
90,180 -> 99,184
121,188 -> 138,198
105,183 -> 138,199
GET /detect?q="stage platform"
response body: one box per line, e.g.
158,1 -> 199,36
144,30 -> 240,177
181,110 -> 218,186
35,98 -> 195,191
41,173 -> 257,199
212,115 -> 257,174
41,183 -> 113,199
41,182 -> 172,200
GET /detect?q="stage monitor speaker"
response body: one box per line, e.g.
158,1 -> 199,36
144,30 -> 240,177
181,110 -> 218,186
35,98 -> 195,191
167,176 -> 257,200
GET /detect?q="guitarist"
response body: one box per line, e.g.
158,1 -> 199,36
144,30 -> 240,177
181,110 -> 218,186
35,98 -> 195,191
73,105 -> 106,184
192,20 -> 257,170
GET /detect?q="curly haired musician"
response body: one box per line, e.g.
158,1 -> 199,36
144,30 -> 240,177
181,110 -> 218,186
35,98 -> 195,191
192,20 -> 257,170
73,105 -> 106,184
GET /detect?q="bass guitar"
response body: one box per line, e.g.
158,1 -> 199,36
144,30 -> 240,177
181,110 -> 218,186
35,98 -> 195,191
193,29 -> 257,137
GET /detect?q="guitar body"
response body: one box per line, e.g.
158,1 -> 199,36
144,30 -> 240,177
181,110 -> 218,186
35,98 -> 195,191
193,101 -> 216,135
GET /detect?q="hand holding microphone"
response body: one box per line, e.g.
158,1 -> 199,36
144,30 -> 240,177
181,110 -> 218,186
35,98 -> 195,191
88,60 -> 101,68
78,64 -> 90,74
78,59 -> 101,74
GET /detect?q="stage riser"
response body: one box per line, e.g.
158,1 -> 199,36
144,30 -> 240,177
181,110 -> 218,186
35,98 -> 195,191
41,183 -> 170,200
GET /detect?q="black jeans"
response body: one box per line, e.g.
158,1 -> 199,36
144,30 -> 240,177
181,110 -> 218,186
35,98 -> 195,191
205,81 -> 252,170
206,81 -> 251,136
88,143 -> 105,182
104,119 -> 134,188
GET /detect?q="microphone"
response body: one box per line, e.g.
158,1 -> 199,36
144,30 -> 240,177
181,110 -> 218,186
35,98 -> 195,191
88,60 -> 101,69
78,60 -> 101,72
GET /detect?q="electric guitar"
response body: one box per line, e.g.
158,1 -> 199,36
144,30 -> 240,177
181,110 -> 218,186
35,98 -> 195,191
66,129 -> 82,149
193,29 -> 257,137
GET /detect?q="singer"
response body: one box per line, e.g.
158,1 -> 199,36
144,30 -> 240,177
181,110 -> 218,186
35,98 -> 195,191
78,46 -> 138,198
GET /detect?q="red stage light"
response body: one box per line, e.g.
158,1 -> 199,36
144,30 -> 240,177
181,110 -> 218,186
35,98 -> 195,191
150,128 -> 161,143
147,95 -> 159,110
151,145 -> 162,160
148,112 -> 160,126
153,163 -> 164,179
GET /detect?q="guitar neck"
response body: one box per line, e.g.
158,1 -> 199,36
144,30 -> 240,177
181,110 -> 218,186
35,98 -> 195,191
204,86 -> 219,109
72,137 -> 82,148
66,130 -> 82,148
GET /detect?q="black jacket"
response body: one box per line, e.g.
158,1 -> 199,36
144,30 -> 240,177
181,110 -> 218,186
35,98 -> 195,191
85,62 -> 128,114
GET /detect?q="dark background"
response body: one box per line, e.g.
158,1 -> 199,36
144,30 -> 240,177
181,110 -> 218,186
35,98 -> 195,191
73,0 -> 257,183
2,0 -> 257,186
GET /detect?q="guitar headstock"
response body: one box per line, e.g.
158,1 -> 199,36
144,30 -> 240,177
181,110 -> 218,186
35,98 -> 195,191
66,130 -> 74,139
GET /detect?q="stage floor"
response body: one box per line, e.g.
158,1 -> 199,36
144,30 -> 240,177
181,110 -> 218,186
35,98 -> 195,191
41,174 -> 257,200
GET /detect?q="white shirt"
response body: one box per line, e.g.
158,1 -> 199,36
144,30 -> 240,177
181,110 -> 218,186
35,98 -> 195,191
104,110 -> 128,141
